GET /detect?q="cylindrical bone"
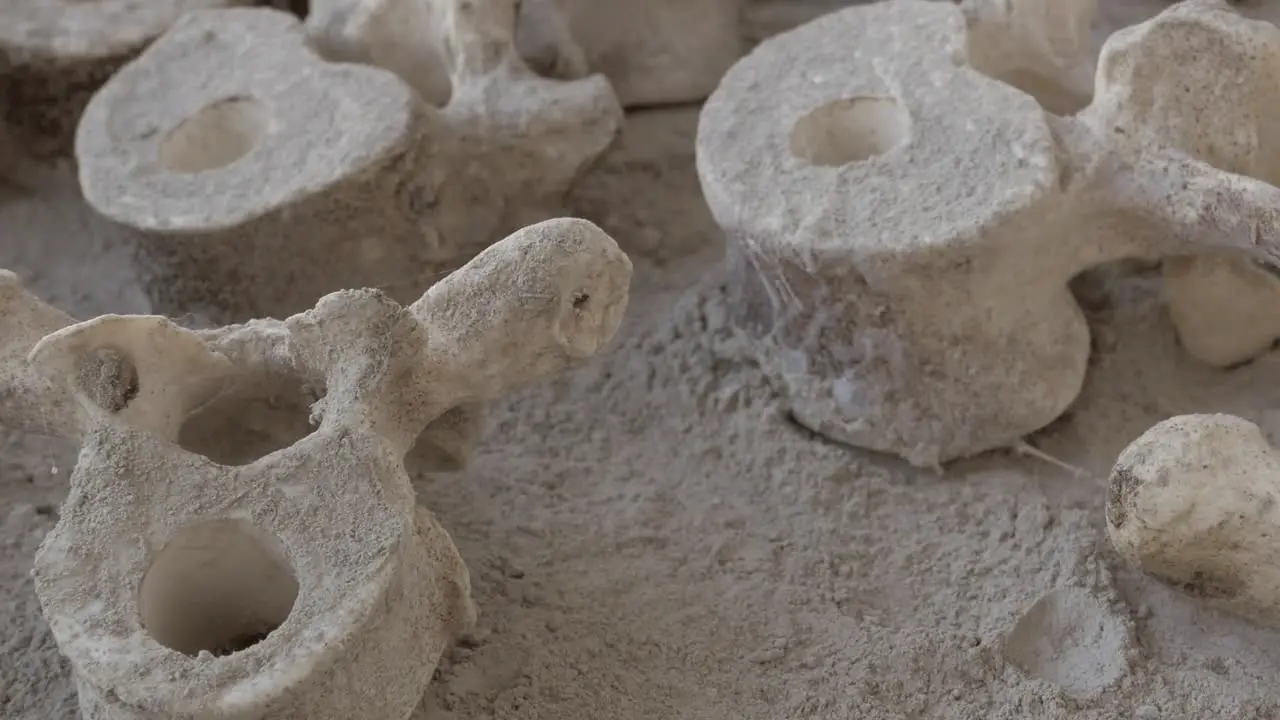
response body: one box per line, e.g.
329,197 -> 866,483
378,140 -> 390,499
1107,414 -> 1280,629
74,8 -> 450,324
1079,0 -> 1280,368
696,0 -> 1280,467
0,0 -> 252,165
697,0 -> 1095,467
78,6 -> 621,324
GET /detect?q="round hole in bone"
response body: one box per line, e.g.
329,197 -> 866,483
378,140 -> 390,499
788,97 -> 911,167
178,377 -> 318,466
159,98 -> 269,174
139,519 -> 299,657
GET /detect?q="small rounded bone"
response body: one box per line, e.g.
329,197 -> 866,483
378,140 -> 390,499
1107,414 -> 1280,627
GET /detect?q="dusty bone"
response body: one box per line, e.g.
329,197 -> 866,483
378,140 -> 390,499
513,0 -> 746,107
307,0 -> 743,109
4,217 -> 630,719
1106,413 -> 1280,629
196,216 -> 632,468
1082,0 -> 1280,368
0,0 -> 252,165
75,6 -> 621,323
695,0 -> 1280,467
960,0 -> 1097,115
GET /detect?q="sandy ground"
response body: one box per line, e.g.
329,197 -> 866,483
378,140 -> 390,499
6,1 -> 1280,718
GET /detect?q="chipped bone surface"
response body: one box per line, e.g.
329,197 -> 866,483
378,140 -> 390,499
0,218 -> 632,719
1107,414 -> 1280,630
76,6 -> 622,324
0,0 -> 252,165
696,0 -> 1280,467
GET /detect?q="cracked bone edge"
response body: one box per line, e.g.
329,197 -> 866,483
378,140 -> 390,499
1107,413 -> 1280,629
1083,0 -> 1280,368
961,0 -> 1098,115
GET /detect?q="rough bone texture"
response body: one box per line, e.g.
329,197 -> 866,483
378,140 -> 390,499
306,0 -> 744,109
696,0 -> 1280,466
0,217 -> 632,720
76,6 -> 622,324
1106,414 -> 1280,630
0,0 -> 252,167
1097,2 -> 1280,368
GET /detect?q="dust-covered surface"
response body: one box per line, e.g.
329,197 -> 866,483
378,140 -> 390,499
5,1 -> 1280,718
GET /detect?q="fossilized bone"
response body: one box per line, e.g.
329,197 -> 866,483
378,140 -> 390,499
74,6 -> 622,323
513,0 -> 746,107
305,0 -> 744,109
0,217 -> 632,720
1107,414 -> 1280,629
1097,2 -> 1280,369
0,0 -> 255,167
696,0 -> 1280,467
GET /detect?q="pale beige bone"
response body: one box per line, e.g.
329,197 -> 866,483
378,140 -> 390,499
75,6 -> 621,324
961,0 -> 1098,115
2,217 -> 631,719
1081,1 -> 1280,368
1106,413 -> 1280,629
307,0 -> 743,109
514,0 -> 746,107
696,0 -> 1280,467
0,0 -> 253,166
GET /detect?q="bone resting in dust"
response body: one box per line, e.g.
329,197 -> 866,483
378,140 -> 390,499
695,0 -> 1280,467
0,218 -> 631,719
